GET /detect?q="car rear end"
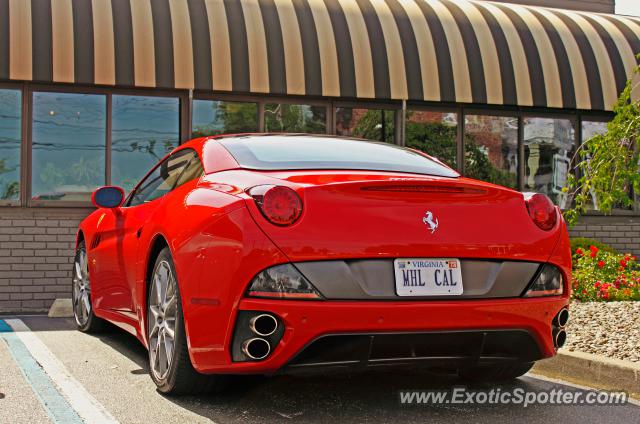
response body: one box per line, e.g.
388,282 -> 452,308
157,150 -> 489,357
191,135 -> 571,376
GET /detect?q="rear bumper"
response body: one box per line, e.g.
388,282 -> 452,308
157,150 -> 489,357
189,296 -> 568,374
283,330 -> 542,374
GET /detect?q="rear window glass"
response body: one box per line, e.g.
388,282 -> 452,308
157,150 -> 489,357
219,135 -> 458,177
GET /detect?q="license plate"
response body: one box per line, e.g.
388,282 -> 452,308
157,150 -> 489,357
394,258 -> 463,296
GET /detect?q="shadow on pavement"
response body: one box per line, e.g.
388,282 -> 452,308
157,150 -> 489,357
12,315 -> 640,423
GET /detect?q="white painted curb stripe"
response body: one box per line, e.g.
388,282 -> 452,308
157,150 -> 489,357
6,319 -> 119,424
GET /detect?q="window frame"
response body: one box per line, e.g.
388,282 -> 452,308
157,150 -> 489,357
462,111 -> 520,189
332,100 -> 400,144
191,97 -> 260,137
520,112 -> 577,203
26,84 -> 188,207
403,104 -> 461,171
0,80 -> 628,213
0,83 -> 25,207
28,89 -> 108,207
193,92 -> 332,134
110,93 -> 183,192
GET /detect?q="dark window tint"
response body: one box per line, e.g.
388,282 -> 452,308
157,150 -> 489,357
219,136 -> 458,177
128,149 -> 201,206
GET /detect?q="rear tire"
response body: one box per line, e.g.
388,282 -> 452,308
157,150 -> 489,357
72,240 -> 107,333
458,362 -> 534,382
147,247 -> 227,395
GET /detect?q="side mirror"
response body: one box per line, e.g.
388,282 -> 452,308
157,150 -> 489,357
91,186 -> 125,208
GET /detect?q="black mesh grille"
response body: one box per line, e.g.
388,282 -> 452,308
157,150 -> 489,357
287,330 -> 542,370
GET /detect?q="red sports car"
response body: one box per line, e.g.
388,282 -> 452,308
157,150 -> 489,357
74,134 -> 571,394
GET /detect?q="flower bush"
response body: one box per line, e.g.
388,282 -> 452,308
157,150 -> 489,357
572,245 -> 640,301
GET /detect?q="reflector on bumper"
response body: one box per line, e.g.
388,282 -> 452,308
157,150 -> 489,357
247,264 -> 324,300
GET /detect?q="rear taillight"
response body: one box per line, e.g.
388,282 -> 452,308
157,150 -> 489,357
248,185 -> 303,226
524,193 -> 557,231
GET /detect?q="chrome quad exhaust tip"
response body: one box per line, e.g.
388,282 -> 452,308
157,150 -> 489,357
249,313 -> 278,337
241,337 -> 271,360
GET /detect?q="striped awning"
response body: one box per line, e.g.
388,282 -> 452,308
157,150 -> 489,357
2,0 -> 640,111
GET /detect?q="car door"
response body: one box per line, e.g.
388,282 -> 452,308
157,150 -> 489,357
98,149 -> 201,315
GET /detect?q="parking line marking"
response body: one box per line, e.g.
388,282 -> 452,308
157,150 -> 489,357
0,319 -> 84,424
4,319 -> 119,424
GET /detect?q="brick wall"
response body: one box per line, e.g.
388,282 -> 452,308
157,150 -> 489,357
0,208 -> 92,313
1,207 -> 639,313
568,214 -> 640,256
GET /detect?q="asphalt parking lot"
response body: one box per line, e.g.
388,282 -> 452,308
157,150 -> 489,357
0,315 -> 638,424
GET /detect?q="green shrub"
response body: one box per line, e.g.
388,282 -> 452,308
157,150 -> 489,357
570,237 -> 617,255
572,245 -> 640,301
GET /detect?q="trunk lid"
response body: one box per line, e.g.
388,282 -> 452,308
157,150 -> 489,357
205,170 -> 561,263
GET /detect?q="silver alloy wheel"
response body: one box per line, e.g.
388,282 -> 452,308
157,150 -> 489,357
148,260 -> 178,380
72,248 -> 91,326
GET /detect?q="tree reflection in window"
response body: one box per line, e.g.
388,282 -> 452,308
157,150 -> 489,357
31,92 -> 106,201
464,115 -> 518,189
111,96 -> 180,192
264,104 -> 326,134
192,100 -> 258,137
335,108 -> 394,143
0,90 -> 21,201
405,110 -> 458,169
524,117 -> 574,206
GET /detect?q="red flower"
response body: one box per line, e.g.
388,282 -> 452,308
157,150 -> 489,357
575,248 -> 584,255
590,251 -> 598,258
603,292 -> 610,299
620,259 -> 628,268
597,260 -> 605,268
589,245 -> 599,253
594,281 -> 601,288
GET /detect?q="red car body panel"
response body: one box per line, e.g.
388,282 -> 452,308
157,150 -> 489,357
77,135 -> 572,374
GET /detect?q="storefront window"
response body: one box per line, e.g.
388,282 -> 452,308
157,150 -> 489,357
0,89 -> 22,202
582,120 -> 608,142
580,120 -> 614,211
264,103 -> 326,134
31,92 -> 106,201
111,95 -> 179,192
192,99 -> 258,137
524,117 -> 574,206
464,114 -> 518,188
335,107 -> 394,143
405,110 -> 458,169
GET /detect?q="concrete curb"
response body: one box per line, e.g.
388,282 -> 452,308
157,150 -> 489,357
532,349 -> 640,396
48,299 -> 73,318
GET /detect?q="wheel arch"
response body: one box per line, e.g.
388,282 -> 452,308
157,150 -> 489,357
142,233 -> 171,345
75,229 -> 85,247
146,235 -> 170,290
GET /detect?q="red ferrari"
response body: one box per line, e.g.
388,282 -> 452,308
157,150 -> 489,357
74,134 -> 571,394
